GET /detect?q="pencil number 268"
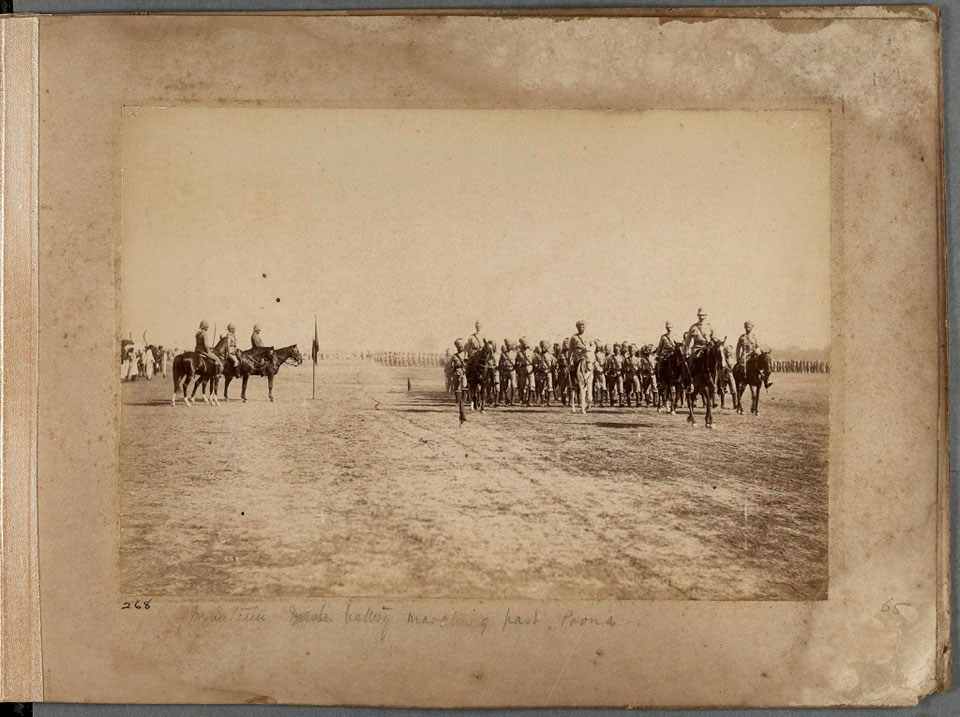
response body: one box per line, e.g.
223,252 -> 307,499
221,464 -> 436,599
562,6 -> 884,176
121,599 -> 152,610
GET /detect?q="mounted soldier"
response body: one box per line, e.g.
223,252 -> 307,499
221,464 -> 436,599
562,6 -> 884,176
251,323 -> 264,349
467,321 -> 487,356
683,308 -> 714,357
223,323 -> 241,372
657,321 -> 677,363
195,320 -> 222,371
737,321 -> 772,389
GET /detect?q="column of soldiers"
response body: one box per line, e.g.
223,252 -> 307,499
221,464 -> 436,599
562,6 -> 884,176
444,312 -> 804,410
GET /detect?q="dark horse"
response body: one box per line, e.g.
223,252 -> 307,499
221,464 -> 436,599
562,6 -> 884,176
734,350 -> 773,415
465,344 -> 497,411
685,339 -> 726,428
220,345 -> 277,401
656,347 -> 687,414
232,344 -> 303,402
171,344 -> 222,406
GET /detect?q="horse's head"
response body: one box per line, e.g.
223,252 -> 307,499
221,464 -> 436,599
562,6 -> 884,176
285,345 -> 304,366
756,350 -> 773,375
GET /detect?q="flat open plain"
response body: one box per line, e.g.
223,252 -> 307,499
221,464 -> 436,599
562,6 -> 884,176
120,362 -> 828,600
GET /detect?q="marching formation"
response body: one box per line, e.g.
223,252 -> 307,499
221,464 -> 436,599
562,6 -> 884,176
446,310 -> 778,427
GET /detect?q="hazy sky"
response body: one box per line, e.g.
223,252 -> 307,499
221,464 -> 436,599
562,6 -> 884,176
121,108 -> 830,353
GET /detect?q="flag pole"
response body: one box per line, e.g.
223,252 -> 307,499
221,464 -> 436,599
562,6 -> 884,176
312,314 -> 318,400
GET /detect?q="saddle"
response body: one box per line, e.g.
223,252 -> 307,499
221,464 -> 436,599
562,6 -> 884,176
199,353 -> 222,373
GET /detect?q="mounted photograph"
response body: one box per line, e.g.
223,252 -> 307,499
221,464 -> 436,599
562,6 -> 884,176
119,106 -> 831,601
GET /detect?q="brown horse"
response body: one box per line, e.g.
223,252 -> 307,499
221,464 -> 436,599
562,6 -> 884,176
685,339 -> 725,428
237,344 -> 303,402
656,346 -> 687,414
171,345 -> 222,406
734,350 -> 773,415
221,345 -> 277,401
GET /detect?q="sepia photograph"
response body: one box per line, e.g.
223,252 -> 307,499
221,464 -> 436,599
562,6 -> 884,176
119,106 -> 831,601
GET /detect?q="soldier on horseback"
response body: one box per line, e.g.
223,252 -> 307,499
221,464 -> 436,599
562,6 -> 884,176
224,323 -> 241,372
657,321 -> 677,363
195,320 -> 222,371
737,321 -> 771,388
683,308 -> 714,357
467,321 -> 487,356
251,323 -> 264,348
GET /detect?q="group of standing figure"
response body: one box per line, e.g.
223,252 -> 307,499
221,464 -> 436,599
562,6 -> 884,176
446,309 -> 775,427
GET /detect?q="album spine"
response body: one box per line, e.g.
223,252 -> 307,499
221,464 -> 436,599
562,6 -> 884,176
934,7 -> 951,695
0,15 -> 42,703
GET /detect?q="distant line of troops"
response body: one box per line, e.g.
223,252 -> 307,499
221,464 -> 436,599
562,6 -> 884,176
443,312 -> 825,409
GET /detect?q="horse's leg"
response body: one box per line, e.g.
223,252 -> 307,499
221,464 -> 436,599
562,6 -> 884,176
268,373 -> 274,402
706,388 -> 715,428
686,386 -> 696,424
190,376 -> 202,402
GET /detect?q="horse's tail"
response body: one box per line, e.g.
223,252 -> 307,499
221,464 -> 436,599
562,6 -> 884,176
172,355 -> 182,392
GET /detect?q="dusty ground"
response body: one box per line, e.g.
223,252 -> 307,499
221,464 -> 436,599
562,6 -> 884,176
119,362 -> 828,600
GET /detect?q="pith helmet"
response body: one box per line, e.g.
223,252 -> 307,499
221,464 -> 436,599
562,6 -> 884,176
518,337 -> 528,349
745,320 -> 754,329
575,319 -> 585,328
454,338 -> 465,350
697,307 -> 706,318
665,321 -> 672,329
227,322 -> 236,331
253,323 -> 262,331
199,319 -> 209,329
475,320 -> 482,329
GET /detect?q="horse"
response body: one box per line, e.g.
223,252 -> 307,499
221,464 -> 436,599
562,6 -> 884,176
656,347 -> 687,414
217,339 -> 276,402
685,339 -> 725,428
171,347 -> 222,406
567,354 -> 592,414
235,344 -> 303,402
465,344 -> 496,411
734,350 -> 773,415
